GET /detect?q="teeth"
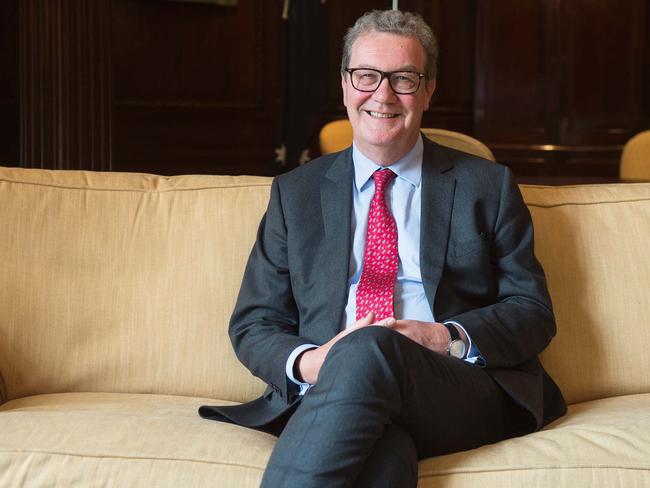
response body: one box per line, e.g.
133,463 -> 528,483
367,111 -> 397,118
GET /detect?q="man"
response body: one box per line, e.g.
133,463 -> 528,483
200,9 -> 566,488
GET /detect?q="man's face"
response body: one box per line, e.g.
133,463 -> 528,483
342,32 -> 436,164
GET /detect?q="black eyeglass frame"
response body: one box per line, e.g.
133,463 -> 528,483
344,68 -> 426,95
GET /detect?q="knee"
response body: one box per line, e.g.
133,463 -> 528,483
323,325 -> 405,378
312,326 -> 408,412
331,325 -> 401,358
344,323 -> 401,346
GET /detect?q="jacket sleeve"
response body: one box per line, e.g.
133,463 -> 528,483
228,176 -> 312,402
446,166 -> 556,369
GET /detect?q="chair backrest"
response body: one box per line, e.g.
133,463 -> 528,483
620,130 -> 650,181
319,119 -> 354,154
421,128 -> 495,162
319,119 -> 495,161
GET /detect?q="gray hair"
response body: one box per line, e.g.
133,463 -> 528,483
341,10 -> 438,80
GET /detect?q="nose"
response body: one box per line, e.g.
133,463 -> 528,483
372,76 -> 397,102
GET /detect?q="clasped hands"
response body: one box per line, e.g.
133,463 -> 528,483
295,312 -> 467,385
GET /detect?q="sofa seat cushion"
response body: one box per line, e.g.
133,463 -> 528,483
418,393 -> 650,487
2,392 -> 649,487
0,392 -> 275,488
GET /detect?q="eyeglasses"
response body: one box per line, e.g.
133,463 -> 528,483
345,68 -> 425,94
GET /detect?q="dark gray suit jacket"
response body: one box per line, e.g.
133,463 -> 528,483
200,137 -> 566,433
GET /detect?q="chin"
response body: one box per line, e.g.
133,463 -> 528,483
365,125 -> 405,145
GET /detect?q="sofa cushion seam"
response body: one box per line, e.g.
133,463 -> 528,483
526,197 -> 650,208
0,178 -> 272,193
0,448 -> 266,472
419,464 -> 650,478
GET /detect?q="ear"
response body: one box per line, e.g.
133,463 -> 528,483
423,78 -> 436,110
341,72 -> 349,108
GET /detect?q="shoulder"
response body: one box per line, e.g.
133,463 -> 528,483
426,140 -> 506,181
424,139 -> 518,206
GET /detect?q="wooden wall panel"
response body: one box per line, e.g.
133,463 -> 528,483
113,1 -> 261,105
422,0 -> 476,133
474,0 -> 649,179
475,0 -> 555,144
0,0 -> 19,165
560,0 -> 648,145
112,0 -> 282,176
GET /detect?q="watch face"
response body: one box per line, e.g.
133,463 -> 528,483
449,340 -> 466,359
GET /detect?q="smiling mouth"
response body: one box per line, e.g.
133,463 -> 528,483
366,111 -> 399,119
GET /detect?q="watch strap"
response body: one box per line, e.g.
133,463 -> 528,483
444,323 -> 466,359
443,322 -> 460,341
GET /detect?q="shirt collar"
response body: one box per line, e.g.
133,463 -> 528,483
352,135 -> 423,192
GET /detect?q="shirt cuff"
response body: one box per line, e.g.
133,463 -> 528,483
286,343 -> 319,395
444,321 -> 484,365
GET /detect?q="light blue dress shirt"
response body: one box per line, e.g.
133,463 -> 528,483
286,136 -> 481,394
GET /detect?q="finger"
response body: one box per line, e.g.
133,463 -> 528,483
360,311 -> 375,326
337,312 -> 376,342
376,317 -> 396,327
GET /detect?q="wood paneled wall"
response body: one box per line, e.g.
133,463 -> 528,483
2,0 -> 649,181
19,0 -> 112,170
475,0 -> 650,179
111,0 -> 282,175
0,1 -> 18,166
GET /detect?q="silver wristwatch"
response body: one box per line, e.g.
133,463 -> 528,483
444,323 -> 466,359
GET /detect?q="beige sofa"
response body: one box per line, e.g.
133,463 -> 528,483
1,165 -> 649,487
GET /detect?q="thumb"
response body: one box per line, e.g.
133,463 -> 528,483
361,311 -> 376,326
334,311 -> 376,344
376,317 -> 396,327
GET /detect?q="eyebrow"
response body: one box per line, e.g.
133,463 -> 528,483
352,64 -> 422,72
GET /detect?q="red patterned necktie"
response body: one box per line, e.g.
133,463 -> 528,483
356,169 -> 398,321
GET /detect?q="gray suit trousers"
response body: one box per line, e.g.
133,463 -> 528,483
260,326 -> 531,488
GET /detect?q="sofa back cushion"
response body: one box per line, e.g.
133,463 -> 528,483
2,166 -> 649,407
521,183 -> 650,405
0,167 -> 271,404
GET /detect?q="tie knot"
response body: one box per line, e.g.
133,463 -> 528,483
372,169 -> 396,192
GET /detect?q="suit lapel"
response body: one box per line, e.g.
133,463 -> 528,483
320,149 -> 354,338
420,138 -> 456,316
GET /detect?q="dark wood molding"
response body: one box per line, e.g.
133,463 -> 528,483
114,100 -> 263,110
19,0 -> 112,170
490,143 -> 624,153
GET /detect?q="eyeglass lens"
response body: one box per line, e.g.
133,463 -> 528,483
350,69 -> 421,94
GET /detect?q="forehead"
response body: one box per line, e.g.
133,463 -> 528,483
349,32 -> 425,70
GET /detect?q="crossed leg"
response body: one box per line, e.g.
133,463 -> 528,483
261,326 -> 530,488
